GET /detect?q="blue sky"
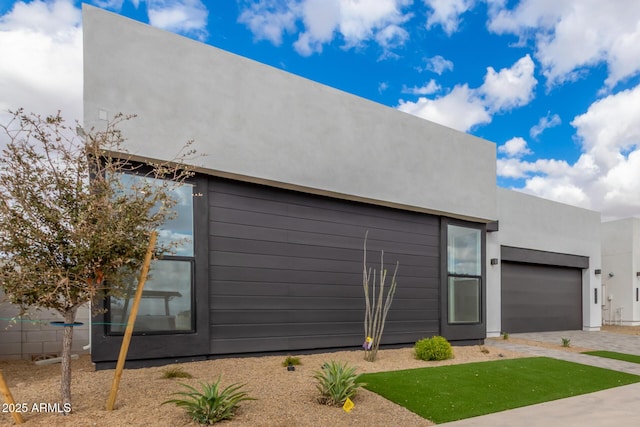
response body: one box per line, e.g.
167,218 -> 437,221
1,0 -> 640,220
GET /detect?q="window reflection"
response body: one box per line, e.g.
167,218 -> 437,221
108,173 -> 195,334
447,224 -> 482,324
447,225 -> 481,275
117,173 -> 194,256
110,260 -> 193,332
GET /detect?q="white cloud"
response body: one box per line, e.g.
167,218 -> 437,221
423,0 -> 475,35
339,0 -> 412,47
147,0 -> 209,41
89,1 -> 210,41
0,0 -> 82,123
599,150 -> 640,217
488,0 -> 640,89
397,84 -> 490,132
239,0 -> 413,57
378,81 -> 389,93
498,137 -> 532,158
375,23 -> 409,54
421,55 -> 454,75
401,79 -> 440,95
571,85 -> 640,173
530,111 -> 561,139
237,1 -> 299,46
293,0 -> 341,55
501,84 -> 640,219
398,55 -> 535,132
497,157 -> 570,179
480,54 -> 537,112
523,176 -> 590,208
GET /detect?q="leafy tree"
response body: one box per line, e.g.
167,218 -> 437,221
0,109 -> 196,408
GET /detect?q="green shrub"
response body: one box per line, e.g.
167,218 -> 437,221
562,338 -> 571,348
414,336 -> 454,361
162,377 -> 255,424
502,332 -> 509,340
313,361 -> 365,406
161,366 -> 193,379
282,355 -> 302,367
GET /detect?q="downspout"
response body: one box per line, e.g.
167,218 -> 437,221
83,301 -> 91,352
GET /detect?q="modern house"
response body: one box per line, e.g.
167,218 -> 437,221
0,5 -> 604,365
601,218 -> 640,325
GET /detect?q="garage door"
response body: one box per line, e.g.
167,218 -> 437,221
501,262 -> 582,333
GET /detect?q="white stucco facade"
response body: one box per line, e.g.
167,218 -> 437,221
602,218 -> 640,325
486,188 -> 602,336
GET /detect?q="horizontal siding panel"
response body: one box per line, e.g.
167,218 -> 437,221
210,182 -> 439,229
211,266 -> 359,285
210,236 -> 438,267
210,267 -> 439,290
209,281 -> 439,299
208,178 -> 440,354
209,223 -> 439,253
211,320 -> 438,340
212,322 -> 362,340
210,295 -> 434,311
211,281 -> 365,298
210,308 -> 438,324
211,207 -> 433,246
209,329 -> 439,355
210,336 -> 292,354
209,252 -> 438,278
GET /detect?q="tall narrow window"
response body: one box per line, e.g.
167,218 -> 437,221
109,175 -> 195,334
447,225 -> 481,324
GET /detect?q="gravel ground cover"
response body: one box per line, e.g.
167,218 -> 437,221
1,345 -> 527,427
6,324 -> 638,426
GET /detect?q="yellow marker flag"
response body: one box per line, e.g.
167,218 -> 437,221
343,397 -> 355,413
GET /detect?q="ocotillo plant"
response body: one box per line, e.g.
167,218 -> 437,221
362,232 -> 399,362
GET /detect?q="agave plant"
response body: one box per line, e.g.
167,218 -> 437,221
313,361 -> 365,406
162,376 -> 255,424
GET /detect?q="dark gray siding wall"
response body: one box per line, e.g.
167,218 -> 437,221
208,178 -> 440,355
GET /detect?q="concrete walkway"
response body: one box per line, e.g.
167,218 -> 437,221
442,330 -> 640,426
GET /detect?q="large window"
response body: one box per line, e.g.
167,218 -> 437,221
109,175 -> 195,334
447,225 -> 481,324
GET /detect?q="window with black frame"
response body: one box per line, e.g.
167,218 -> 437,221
108,174 -> 195,334
447,224 -> 481,324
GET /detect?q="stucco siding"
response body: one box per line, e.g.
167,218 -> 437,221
487,188 -> 602,335
82,5 -> 496,223
601,218 -> 640,325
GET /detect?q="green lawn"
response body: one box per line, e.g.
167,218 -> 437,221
582,351 -> 640,364
360,357 -> 640,424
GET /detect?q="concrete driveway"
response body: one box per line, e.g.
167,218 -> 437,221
442,330 -> 640,426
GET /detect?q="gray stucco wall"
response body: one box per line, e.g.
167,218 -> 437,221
486,188 -> 602,335
82,5 -> 497,223
601,218 -> 640,325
